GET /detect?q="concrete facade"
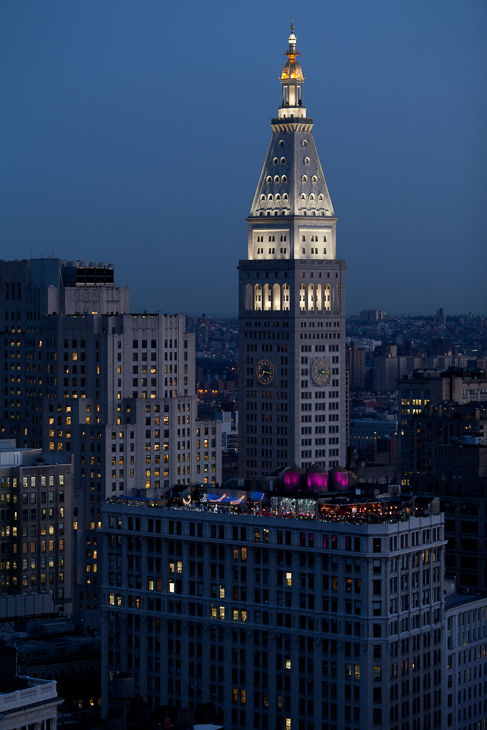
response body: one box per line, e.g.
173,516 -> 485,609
0,443 -> 74,614
0,258 -> 221,620
100,491 -> 446,730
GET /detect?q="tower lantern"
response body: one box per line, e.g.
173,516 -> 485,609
279,20 -> 306,117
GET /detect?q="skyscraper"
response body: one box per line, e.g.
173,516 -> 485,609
238,24 -> 346,479
0,257 -> 221,621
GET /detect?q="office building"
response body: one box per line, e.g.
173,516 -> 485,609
444,585 -> 487,729
346,341 -> 366,391
100,484 -> 446,729
398,368 -> 487,484
414,438 -> 487,590
0,441 -> 74,614
238,24 -> 347,478
0,258 -> 221,619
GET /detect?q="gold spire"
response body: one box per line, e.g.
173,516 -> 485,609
281,21 -> 304,82
286,19 -> 299,59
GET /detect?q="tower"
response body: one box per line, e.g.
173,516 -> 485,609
238,25 -> 347,478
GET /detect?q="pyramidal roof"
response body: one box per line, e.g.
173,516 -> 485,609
249,24 -> 335,220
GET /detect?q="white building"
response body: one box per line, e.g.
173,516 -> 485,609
0,646 -> 62,730
238,24 -> 347,478
444,585 -> 487,729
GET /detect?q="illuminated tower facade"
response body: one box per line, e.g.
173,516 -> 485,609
238,25 -> 347,478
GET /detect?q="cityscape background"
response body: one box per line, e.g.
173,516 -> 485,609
1,0 -> 486,316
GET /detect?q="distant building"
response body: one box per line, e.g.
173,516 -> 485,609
398,368 -> 487,484
346,341 -> 366,391
359,309 -> 383,323
414,440 -> 487,590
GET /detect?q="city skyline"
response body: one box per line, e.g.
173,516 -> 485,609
1,1 -> 486,316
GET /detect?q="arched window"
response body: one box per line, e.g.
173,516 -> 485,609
273,157 -> 279,165
254,284 -> 262,310
264,284 -> 272,311
280,157 -> 286,164
245,284 -> 253,311
283,193 -> 288,200
274,175 -> 280,183
302,140 -> 307,147
279,140 -> 285,147
266,176 -> 272,183
300,284 -> 306,311
316,283 -> 323,310
273,283 -> 281,310
302,175 -> 308,182
268,194 -> 273,201
300,194 -> 306,200
309,193 -> 315,201
324,284 -> 331,311
308,283 -> 315,311
282,283 -> 290,311
275,194 -> 281,201
312,175 -> 318,183
304,157 -> 310,164
318,194 -> 324,201
282,175 -> 287,183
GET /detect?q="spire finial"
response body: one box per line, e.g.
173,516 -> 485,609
291,18 -> 294,33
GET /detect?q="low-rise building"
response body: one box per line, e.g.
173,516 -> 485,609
0,645 -> 63,730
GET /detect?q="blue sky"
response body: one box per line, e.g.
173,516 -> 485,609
1,0 -> 486,316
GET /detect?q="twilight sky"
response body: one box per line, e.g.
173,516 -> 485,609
1,0 -> 486,316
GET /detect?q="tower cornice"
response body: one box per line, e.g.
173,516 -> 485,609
271,119 -> 313,132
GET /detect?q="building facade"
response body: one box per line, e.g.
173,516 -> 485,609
0,258 -> 220,620
398,368 -> 487,484
100,489 -> 446,730
238,26 -> 347,478
0,442 -> 74,614
444,588 -> 487,729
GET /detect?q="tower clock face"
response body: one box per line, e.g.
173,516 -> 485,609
311,357 -> 332,387
256,358 -> 275,385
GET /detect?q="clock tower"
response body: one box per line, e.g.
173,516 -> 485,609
238,24 -> 347,479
